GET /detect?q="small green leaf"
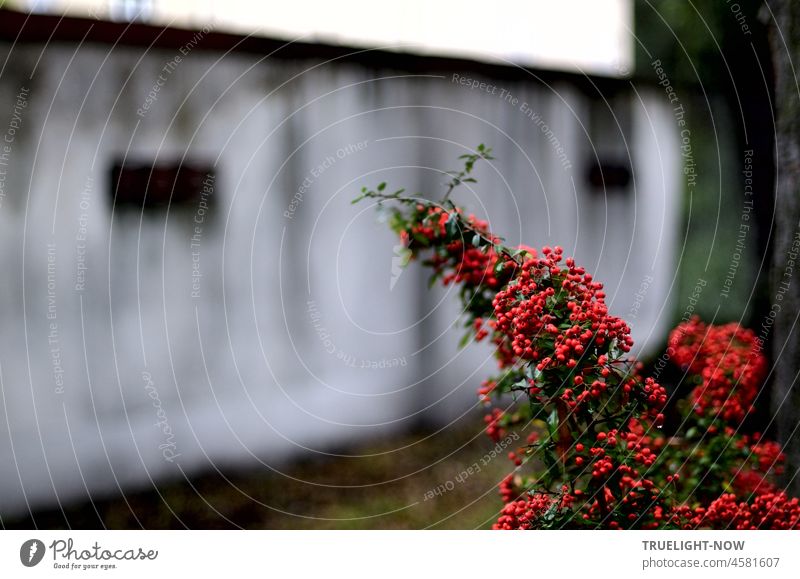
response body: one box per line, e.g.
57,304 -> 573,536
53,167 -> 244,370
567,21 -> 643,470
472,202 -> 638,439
543,501 -> 559,522
608,338 -> 620,359
542,444 -> 558,476
546,407 -> 559,436
512,379 -> 528,391
445,213 -> 458,237
412,232 -> 431,246
524,365 -> 535,380
377,182 -> 387,192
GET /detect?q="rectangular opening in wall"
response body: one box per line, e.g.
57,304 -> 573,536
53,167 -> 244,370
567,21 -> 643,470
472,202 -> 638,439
110,160 -> 215,211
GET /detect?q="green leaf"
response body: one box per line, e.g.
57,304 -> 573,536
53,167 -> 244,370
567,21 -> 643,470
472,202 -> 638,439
542,444 -> 558,479
396,247 -> 412,267
445,213 -> 459,237
524,364 -> 543,383
546,407 -> 559,436
512,379 -> 528,391
377,182 -> 386,192
412,232 -> 431,246
543,501 -> 559,522
458,331 -> 472,349
608,338 -> 620,359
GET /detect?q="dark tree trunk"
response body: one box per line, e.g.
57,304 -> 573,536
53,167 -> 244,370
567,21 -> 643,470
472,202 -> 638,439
768,0 -> 800,496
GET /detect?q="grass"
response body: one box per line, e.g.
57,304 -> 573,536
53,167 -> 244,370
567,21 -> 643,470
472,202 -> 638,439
5,415 -> 510,529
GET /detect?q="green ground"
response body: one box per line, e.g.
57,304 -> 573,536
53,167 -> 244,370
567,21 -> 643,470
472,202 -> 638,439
4,417 -> 510,529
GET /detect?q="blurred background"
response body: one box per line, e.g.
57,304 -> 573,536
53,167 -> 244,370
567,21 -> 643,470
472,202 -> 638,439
0,0 -> 780,528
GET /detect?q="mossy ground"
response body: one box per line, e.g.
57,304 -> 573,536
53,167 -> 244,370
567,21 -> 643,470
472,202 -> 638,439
5,417 -> 509,529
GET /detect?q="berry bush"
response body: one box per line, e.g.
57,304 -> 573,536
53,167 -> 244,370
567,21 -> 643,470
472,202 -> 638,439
354,147 -> 799,529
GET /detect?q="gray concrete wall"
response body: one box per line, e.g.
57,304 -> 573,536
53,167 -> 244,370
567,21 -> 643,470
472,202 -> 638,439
0,41 -> 680,515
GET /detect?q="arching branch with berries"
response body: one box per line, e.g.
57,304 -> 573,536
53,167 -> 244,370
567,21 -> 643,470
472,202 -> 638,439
355,147 -> 799,530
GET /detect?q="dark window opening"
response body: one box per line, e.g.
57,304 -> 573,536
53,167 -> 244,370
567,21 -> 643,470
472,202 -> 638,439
586,160 -> 631,191
110,160 -> 215,211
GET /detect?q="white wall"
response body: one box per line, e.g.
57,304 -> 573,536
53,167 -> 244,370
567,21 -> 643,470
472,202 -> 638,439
14,0 -> 634,77
0,41 -> 679,516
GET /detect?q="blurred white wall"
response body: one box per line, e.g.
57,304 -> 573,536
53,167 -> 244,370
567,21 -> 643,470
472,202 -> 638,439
0,31 -> 678,516
13,0 -> 633,77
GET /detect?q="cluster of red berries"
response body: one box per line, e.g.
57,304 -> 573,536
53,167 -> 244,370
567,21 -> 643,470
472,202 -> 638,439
499,474 -> 520,504
377,192 -> 796,530
493,487 -> 574,530
626,417 -> 666,454
441,244 -> 502,289
662,322 -> 796,529
477,378 -> 497,405
403,205 -> 474,242
747,437 -> 786,475
668,317 -> 767,423
564,429 -> 670,528
452,237 -> 668,527
473,318 -> 490,342
730,436 -> 786,495
483,408 -> 506,442
676,491 -> 800,529
401,206 -> 513,291
492,247 -> 633,370
579,482 -> 668,529
638,377 -> 669,424
493,493 -> 556,530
